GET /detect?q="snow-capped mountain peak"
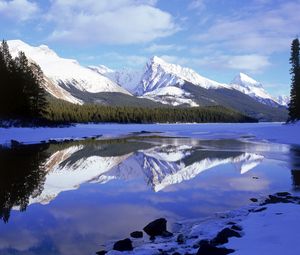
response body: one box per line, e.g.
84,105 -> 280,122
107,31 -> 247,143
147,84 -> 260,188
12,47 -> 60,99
230,73 -> 280,107
136,55 -> 229,96
231,72 -> 263,89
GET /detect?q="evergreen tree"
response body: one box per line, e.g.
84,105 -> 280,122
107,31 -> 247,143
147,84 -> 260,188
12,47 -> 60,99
0,40 -> 48,120
289,38 -> 300,122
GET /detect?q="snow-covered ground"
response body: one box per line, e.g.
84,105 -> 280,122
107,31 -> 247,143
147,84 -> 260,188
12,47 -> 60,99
104,194 -> 300,255
1,122 -> 300,146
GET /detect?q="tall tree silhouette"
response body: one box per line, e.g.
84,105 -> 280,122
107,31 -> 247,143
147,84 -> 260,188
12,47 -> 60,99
288,38 -> 300,122
0,40 -> 48,120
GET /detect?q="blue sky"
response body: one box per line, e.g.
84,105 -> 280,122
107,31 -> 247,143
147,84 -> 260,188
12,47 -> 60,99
1,0 -> 299,96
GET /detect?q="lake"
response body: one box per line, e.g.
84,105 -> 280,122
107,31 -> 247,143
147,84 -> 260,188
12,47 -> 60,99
0,131 -> 300,255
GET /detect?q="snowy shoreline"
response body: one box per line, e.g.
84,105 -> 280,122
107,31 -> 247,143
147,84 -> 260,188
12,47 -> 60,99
1,122 -> 300,147
102,192 -> 300,255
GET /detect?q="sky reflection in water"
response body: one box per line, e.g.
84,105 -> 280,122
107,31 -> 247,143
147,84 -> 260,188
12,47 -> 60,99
0,136 -> 299,255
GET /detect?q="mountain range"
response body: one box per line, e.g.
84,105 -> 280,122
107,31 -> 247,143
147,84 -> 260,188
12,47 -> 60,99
8,40 -> 289,121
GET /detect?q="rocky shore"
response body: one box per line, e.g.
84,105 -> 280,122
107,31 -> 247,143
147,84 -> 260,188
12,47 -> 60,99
99,192 -> 300,255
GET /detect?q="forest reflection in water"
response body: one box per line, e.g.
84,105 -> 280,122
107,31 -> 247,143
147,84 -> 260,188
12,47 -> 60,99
0,136 -> 300,255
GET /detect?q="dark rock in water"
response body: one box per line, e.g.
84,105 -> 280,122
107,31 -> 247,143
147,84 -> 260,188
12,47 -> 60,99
197,241 -> 234,255
130,231 -> 143,238
250,198 -> 258,202
172,252 -> 181,255
211,228 -> 241,245
140,130 -> 152,134
143,218 -> 170,237
263,195 -> 290,205
276,192 -> 291,197
252,176 -> 259,179
176,233 -> 185,244
96,250 -> 107,255
252,207 -> 267,213
113,238 -> 133,251
231,225 -> 243,231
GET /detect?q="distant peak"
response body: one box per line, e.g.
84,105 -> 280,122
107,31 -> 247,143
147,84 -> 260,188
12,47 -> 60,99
148,56 -> 165,65
231,72 -> 262,88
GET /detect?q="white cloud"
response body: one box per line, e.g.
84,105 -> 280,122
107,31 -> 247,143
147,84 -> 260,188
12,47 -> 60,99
227,54 -> 271,72
193,0 -> 300,54
0,0 -> 39,21
46,0 -> 178,44
102,52 -> 148,68
145,43 -> 185,53
160,53 -> 270,73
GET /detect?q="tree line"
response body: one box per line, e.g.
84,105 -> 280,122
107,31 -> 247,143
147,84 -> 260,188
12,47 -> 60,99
289,38 -> 300,122
0,40 -> 47,119
46,98 -> 256,123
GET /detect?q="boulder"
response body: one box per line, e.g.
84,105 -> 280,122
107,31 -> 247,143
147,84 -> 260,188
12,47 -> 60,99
143,218 -> 171,237
197,241 -> 234,255
113,238 -> 133,251
211,228 -> 241,245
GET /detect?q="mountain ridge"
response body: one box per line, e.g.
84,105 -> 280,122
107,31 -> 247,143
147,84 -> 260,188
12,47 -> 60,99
7,40 -> 288,121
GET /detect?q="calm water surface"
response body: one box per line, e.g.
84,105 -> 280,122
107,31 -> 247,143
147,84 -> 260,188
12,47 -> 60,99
0,134 -> 300,255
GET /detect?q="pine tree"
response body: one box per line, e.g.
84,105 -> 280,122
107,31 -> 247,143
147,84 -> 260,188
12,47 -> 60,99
0,40 -> 48,120
289,38 -> 300,122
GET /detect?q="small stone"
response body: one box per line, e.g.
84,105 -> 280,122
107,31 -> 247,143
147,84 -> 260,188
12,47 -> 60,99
276,192 -> 291,197
226,222 -> 236,225
130,231 -> 143,238
250,198 -> 258,202
177,234 -> 186,244
113,238 -> 133,251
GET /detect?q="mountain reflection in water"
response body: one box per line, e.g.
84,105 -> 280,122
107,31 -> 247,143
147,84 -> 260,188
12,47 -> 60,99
0,137 -> 299,255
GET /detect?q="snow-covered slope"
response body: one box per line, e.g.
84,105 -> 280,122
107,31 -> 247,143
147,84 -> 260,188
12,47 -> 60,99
136,56 -> 229,96
7,40 -> 131,104
230,73 -> 280,107
89,65 -> 143,93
